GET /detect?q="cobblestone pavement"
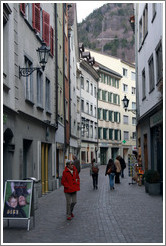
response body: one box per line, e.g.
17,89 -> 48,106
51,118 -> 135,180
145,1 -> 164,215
3,165 -> 164,244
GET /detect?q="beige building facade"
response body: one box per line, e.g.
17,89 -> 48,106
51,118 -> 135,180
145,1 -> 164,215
87,50 -> 136,164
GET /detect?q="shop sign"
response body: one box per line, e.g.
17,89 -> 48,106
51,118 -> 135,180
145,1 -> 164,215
150,110 -> 163,128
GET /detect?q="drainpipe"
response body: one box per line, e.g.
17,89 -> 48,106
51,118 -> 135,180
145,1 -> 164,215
68,26 -> 71,155
63,4 -> 66,153
55,3 -> 58,131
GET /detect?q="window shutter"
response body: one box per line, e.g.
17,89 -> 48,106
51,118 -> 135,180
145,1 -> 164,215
20,3 -> 25,16
32,3 -> 40,33
50,26 -> 54,56
42,10 -> 50,47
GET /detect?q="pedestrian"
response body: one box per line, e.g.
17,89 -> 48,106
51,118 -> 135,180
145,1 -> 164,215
72,155 -> 81,174
117,155 -> 126,178
105,159 -> 117,190
61,160 -> 80,221
115,156 -> 121,183
90,158 -> 99,190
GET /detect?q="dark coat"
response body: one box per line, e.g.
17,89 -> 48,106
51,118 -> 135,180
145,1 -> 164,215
105,162 -> 117,176
119,158 -> 126,170
73,159 -> 81,173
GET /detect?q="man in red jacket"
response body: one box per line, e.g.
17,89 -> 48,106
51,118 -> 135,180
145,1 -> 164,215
61,160 -> 80,220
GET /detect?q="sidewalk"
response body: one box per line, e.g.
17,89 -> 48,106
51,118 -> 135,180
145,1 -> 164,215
3,165 -> 163,244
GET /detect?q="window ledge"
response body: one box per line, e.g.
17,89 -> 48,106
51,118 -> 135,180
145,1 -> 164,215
25,99 -> 34,106
36,105 -> 44,111
149,88 -> 155,94
46,110 -> 52,116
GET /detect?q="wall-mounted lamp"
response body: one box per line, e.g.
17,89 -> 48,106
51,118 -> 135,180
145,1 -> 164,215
19,41 -> 50,78
122,95 -> 136,114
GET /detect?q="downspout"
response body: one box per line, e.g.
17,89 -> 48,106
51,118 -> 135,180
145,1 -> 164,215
68,26 -> 71,155
55,3 -> 58,130
63,4 -> 66,152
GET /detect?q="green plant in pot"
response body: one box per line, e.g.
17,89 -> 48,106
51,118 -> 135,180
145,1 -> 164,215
144,169 -> 160,195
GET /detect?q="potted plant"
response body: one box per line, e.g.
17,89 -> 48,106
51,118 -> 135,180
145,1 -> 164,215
144,169 -> 160,195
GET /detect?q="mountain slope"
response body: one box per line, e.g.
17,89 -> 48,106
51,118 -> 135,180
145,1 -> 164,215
77,3 -> 135,63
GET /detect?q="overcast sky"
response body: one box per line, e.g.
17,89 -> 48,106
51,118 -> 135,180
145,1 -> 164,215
76,1 -> 108,23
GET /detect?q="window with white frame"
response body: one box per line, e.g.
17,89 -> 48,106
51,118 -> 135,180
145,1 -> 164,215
86,120 -> 89,138
37,70 -> 43,107
98,127 -> 102,139
90,121 -> 93,138
102,90 -> 107,101
103,128 -> 108,140
98,89 -> 101,100
94,106 -> 97,117
45,77 -> 50,112
77,97 -> 80,113
152,3 -> 156,21
81,76 -> 84,89
86,80 -> 89,92
148,54 -> 155,92
156,41 -> 163,83
123,68 -> 127,77
132,102 -> 136,110
65,99 -> 69,121
94,86 -> 97,98
81,99 -> 84,112
132,87 -> 136,94
143,4 -> 148,39
86,102 -> 89,114
132,132 -> 136,139
90,83 -> 93,95
123,115 -> 129,124
90,104 -> 93,116
25,57 -> 33,102
139,18 -> 142,46
58,87 -> 63,120
94,123 -> 97,139
123,84 -> 128,92
132,117 -> 136,125
124,131 -> 129,140
142,69 -> 146,99
131,72 -> 136,80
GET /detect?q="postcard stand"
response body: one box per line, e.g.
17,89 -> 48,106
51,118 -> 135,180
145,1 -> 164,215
3,180 -> 33,231
128,154 -> 137,185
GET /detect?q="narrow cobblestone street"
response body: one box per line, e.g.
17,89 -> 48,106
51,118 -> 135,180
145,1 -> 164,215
3,165 -> 163,244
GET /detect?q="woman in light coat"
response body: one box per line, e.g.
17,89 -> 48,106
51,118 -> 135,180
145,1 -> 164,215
115,157 -> 121,184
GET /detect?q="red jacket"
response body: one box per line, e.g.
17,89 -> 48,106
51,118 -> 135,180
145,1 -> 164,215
61,165 -> 80,193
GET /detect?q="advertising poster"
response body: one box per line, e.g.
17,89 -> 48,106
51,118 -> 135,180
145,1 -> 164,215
3,180 -> 33,219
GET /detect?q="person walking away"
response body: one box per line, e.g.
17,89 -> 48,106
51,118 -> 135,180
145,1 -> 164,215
72,155 -> 81,174
61,160 -> 80,220
117,155 -> 126,178
114,156 -> 121,183
90,158 -> 99,190
105,159 -> 117,190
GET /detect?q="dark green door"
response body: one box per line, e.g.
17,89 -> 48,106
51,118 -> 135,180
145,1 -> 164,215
100,148 -> 107,165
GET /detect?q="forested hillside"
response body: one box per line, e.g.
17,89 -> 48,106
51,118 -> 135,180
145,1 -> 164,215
77,3 -> 135,63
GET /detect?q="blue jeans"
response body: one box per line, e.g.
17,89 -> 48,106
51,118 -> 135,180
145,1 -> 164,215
109,173 -> 115,188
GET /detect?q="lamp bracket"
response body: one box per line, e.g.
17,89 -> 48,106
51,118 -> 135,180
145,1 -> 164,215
19,66 -> 41,78
127,109 -> 136,114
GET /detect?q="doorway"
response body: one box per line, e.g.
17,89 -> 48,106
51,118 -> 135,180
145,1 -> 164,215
144,134 -> 148,171
100,148 -> 107,165
41,143 -> 49,195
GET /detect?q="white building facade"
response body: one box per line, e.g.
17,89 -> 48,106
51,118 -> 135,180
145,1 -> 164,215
79,57 -> 99,165
87,50 -> 136,164
135,3 -> 163,179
